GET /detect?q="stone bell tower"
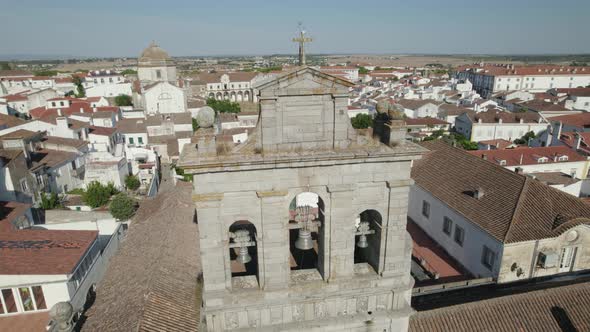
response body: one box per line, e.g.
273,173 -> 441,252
179,66 -> 425,331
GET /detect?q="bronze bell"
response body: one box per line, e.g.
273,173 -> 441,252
295,229 -> 314,250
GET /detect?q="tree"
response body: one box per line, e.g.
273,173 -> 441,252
350,113 -> 372,129
125,175 -> 140,191
120,69 -> 137,75
82,181 -> 112,208
33,70 -> 58,77
192,118 -> 199,132
114,94 -> 133,106
514,131 -> 535,145
358,66 -> 369,74
40,192 -> 61,210
206,98 -> 240,113
72,75 -> 86,97
109,193 -> 137,221
0,62 -> 10,70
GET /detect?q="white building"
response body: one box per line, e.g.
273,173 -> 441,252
143,81 -> 186,114
137,42 -> 177,84
455,109 -> 548,142
395,99 -> 441,118
200,72 -> 260,102
457,64 -> 590,98
409,141 -> 590,284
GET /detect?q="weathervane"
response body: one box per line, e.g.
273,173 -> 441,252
292,22 -> 313,66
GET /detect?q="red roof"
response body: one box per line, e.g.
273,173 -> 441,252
555,88 -> 590,97
457,64 -> 590,76
551,113 -> 590,128
89,126 -> 117,136
405,117 -> 449,126
30,103 -> 118,119
4,93 -> 28,102
468,146 -> 586,166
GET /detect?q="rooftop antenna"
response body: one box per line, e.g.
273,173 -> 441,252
293,22 -> 313,66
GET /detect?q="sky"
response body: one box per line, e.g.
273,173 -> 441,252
1,0 -> 589,58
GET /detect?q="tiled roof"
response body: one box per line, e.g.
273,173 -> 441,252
81,181 -> 200,332
0,310 -> 49,332
116,118 -> 147,134
198,71 -> 259,84
465,109 -> 542,124
29,149 -> 78,169
413,141 -> 590,243
550,112 -> 590,127
0,129 -> 39,140
468,146 -> 586,166
517,99 -> 570,113
396,99 -> 441,110
457,64 -> 590,77
0,113 -> 26,128
89,126 -> 117,136
37,115 -> 89,130
405,117 -> 449,126
555,87 -> 590,97
41,136 -> 88,149
529,172 -> 580,186
477,139 -> 514,149
409,281 -> 590,332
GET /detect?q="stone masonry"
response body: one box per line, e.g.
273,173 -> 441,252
178,67 -> 426,331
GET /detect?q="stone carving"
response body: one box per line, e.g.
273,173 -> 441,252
196,106 -> 215,128
49,302 -> 73,332
225,312 -> 239,329
292,304 -> 305,321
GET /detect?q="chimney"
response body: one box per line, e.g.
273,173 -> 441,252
482,153 -> 488,160
92,107 -> 97,113
515,167 -> 524,175
56,116 -> 69,129
80,107 -> 84,113
474,187 -> 485,199
575,133 -> 582,150
57,109 -> 62,116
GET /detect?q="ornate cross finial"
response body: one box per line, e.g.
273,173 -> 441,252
292,23 -> 313,66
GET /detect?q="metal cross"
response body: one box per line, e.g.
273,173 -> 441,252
292,23 -> 313,66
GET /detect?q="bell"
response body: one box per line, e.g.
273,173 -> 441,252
357,234 -> 368,248
236,246 -> 251,264
295,229 -> 314,250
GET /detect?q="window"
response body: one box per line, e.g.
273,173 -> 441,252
71,160 -> 77,170
32,286 -> 46,310
443,217 -> 453,235
19,179 -> 28,192
156,70 -> 162,79
60,101 -> 64,106
422,201 -> 430,218
454,225 -> 465,246
128,137 -> 134,145
51,102 -> 56,107
1,289 -> 17,314
481,246 -> 496,270
18,288 -> 33,311
138,137 -> 143,144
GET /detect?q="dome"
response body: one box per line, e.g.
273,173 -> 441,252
138,42 -> 175,67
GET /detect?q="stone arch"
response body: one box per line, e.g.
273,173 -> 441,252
223,92 -> 229,100
215,92 -> 222,100
237,91 -> 243,102
244,90 -> 250,102
228,220 -> 260,289
208,92 -> 215,99
230,91 -> 236,102
288,192 -> 327,280
354,209 -> 383,274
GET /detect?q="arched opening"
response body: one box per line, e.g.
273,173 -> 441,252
237,91 -> 243,102
208,92 -> 215,99
223,92 -> 229,100
354,209 -> 382,274
288,192 -> 325,280
244,90 -> 250,102
215,92 -> 222,100
229,221 -> 259,288
230,91 -> 236,102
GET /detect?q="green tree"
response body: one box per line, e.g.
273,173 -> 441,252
206,98 -> 240,113
114,94 -> 133,106
125,175 -> 140,191
0,62 -> 10,70
40,192 -> 61,210
33,70 -> 58,77
192,118 -> 199,132
109,193 -> 137,221
120,69 -> 137,75
358,66 -> 369,74
174,165 -> 193,182
72,75 -> 86,97
82,181 -> 112,208
350,113 -> 372,129
514,131 -> 535,145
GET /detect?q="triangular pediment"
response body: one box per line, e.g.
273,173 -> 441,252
256,66 -> 354,92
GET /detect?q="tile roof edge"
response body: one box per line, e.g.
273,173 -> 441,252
503,177 -> 532,243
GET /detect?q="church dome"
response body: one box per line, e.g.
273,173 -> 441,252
138,42 -> 175,67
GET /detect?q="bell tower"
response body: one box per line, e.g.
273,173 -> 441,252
180,66 -> 425,331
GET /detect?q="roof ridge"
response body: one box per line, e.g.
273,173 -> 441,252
503,177 -> 531,242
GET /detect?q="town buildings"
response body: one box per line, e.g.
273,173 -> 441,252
409,141 -> 590,284
456,64 -> 590,98
455,109 -> 548,142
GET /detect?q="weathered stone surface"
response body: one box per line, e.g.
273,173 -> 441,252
180,67 -> 425,331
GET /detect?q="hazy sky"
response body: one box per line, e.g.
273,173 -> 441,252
2,0 -> 589,58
